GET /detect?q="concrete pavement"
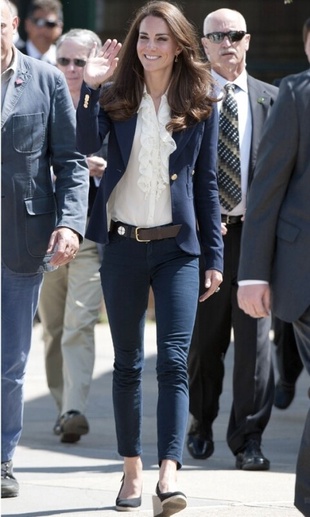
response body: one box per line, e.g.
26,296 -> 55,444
1,321 -> 309,517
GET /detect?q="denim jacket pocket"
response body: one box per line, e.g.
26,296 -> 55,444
13,113 -> 46,153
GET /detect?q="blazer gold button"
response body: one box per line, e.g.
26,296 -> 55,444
83,94 -> 90,108
171,174 -> 178,181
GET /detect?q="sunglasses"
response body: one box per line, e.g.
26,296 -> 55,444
205,31 -> 247,44
30,17 -> 60,28
56,57 -> 87,67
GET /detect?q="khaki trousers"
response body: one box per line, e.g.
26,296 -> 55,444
38,237 -> 103,414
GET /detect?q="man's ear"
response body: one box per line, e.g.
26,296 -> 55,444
244,33 -> 251,52
201,37 -> 210,59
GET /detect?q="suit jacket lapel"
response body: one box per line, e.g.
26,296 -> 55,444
248,76 -> 274,182
1,53 -> 32,129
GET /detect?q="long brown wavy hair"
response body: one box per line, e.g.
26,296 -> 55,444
100,1 -> 217,132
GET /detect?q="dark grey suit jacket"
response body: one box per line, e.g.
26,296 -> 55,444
246,75 -> 278,185
1,49 -> 89,274
238,69 -> 310,322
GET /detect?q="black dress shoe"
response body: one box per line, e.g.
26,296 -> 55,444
236,439 -> 270,471
115,475 -> 142,512
187,433 -> 214,460
274,380 -> 295,409
59,410 -> 89,443
1,461 -> 19,498
153,482 -> 187,517
53,414 -> 61,435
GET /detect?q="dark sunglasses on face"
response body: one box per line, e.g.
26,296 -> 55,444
205,31 -> 247,44
56,57 -> 87,67
30,17 -> 59,28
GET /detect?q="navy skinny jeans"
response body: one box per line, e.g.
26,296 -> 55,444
100,233 -> 199,468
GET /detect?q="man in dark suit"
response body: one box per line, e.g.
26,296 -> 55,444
237,68 -> 310,517
19,0 -> 63,65
187,8 -> 277,470
1,0 -> 88,498
272,17 -> 310,411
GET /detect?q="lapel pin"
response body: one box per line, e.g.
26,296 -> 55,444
15,78 -> 24,86
257,97 -> 265,104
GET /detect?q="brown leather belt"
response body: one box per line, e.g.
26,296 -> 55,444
221,215 -> 243,225
110,221 -> 182,243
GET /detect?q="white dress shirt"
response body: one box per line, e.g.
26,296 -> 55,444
108,88 -> 176,228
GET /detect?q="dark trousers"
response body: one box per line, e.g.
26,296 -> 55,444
273,317 -> 303,385
188,223 -> 274,454
100,233 -> 199,468
293,305 -> 310,517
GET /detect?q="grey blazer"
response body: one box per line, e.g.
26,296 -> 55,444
246,75 -> 278,185
1,50 -> 89,274
238,69 -> 310,322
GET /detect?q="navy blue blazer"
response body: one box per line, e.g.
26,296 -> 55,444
76,83 -> 223,273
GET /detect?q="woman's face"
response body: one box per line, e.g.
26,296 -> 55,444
56,39 -> 89,96
136,15 -> 180,76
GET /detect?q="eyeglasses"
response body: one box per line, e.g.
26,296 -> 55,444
56,57 -> 87,67
30,17 -> 60,29
205,31 -> 247,44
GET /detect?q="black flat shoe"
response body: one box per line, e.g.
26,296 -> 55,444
115,475 -> 142,512
153,482 -> 187,517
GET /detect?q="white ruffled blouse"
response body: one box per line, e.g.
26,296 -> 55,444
108,88 -> 176,227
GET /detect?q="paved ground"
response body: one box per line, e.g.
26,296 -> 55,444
2,321 -> 309,517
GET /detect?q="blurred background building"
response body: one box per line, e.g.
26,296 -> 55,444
14,0 -> 309,84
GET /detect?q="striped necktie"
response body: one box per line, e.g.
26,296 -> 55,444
218,83 -> 242,211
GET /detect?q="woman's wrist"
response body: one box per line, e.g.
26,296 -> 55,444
85,82 -> 101,91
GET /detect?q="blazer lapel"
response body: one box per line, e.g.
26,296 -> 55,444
114,116 -> 137,166
170,125 -> 197,168
1,55 -> 32,129
113,113 -> 197,171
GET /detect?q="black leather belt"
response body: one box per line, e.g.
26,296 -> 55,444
110,221 -> 182,243
221,215 -> 243,225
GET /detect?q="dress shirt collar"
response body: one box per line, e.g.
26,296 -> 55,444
26,40 -> 57,64
1,44 -> 17,77
212,68 -> 248,95
1,46 -> 18,107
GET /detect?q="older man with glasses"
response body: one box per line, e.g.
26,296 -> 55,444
19,0 -> 63,65
187,8 -> 278,470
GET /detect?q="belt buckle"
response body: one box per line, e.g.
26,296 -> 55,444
226,215 -> 232,225
135,227 -> 150,243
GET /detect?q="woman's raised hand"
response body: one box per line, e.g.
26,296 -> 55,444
84,39 -> 122,89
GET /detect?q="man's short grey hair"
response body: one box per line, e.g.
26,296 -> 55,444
8,1 -> 18,16
56,29 -> 102,55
